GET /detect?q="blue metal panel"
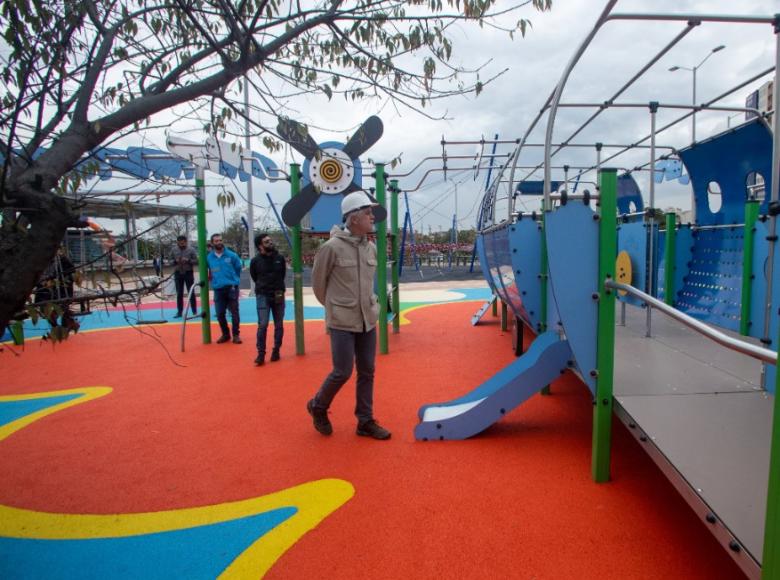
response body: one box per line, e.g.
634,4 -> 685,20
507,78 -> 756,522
616,174 -> 643,214
656,231 -> 667,302
656,226 -> 694,304
679,120 -> 773,226
750,220 -> 771,341
481,225 -> 516,316
517,181 -> 562,195
475,237 -> 496,294
617,220 -> 648,307
545,202 -> 599,393
762,236 -> 780,394
675,226 -> 744,332
508,218 -> 543,330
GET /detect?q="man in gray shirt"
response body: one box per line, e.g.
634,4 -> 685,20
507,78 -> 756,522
171,235 -> 198,318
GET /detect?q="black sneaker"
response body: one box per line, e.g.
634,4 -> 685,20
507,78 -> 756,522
307,399 -> 332,436
357,420 -> 391,440
216,335 -> 230,344
173,312 -> 182,319
254,354 -> 265,366
270,349 -> 280,362
232,335 -> 242,344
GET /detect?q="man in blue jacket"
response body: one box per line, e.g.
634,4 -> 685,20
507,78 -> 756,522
206,233 -> 243,344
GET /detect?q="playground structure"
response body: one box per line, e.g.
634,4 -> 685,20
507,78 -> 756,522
413,5 -> 780,579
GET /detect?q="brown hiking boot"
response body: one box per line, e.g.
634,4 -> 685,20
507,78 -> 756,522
357,420 -> 391,440
307,399 -> 332,436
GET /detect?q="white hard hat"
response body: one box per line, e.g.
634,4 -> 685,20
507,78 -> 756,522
341,191 -> 387,222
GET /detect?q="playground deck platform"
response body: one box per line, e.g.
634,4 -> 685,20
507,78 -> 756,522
0,284 -> 746,578
614,303 -> 769,575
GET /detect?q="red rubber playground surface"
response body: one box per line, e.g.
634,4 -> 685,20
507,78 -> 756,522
0,299 -> 744,578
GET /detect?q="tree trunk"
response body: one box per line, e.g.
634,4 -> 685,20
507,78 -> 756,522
0,192 -> 75,337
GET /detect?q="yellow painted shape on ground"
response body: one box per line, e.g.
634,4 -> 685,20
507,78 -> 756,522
0,386 -> 354,578
0,386 -> 112,441
0,479 -> 354,579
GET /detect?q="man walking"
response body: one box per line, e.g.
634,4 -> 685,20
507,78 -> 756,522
171,235 -> 198,318
306,191 -> 391,440
206,233 -> 242,344
249,233 -> 286,366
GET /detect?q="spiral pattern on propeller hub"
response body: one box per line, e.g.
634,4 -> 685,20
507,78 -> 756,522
319,159 -> 343,183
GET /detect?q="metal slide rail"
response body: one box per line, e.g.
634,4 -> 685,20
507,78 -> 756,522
605,280 -> 777,365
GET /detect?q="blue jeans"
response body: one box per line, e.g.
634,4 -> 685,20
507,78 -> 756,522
213,286 -> 240,338
313,327 -> 377,423
256,294 -> 285,355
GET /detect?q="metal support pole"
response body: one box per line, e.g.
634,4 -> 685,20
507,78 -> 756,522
501,301 -> 508,332
761,19 -> 780,577
195,167 -> 211,344
740,201 -> 760,336
290,164 -> 305,355
646,102 -> 658,338
376,164 -> 389,354
244,78 -> 255,286
663,212 -> 677,306
593,167 -> 617,483
391,180 -> 400,334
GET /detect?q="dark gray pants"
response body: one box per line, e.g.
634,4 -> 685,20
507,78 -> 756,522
313,327 -> 376,423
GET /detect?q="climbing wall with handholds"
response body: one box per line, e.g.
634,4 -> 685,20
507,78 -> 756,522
675,226 -> 744,333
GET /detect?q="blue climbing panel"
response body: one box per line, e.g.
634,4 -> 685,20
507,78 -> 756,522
675,226 -> 744,332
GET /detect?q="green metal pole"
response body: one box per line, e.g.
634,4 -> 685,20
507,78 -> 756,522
390,179 -> 400,334
195,167 -> 211,344
540,210 -> 551,395
492,296 -> 498,316
764,347 -> 780,577
500,301 -> 508,331
593,168 -> 617,483
9,321 -> 24,346
740,201 -> 760,336
291,164 -> 305,355
663,212 -> 677,307
375,164 -> 388,354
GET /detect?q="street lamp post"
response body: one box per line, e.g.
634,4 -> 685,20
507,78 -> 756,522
669,45 -> 725,223
669,44 -> 726,143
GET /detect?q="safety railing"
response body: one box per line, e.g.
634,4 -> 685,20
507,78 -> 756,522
605,280 -> 776,365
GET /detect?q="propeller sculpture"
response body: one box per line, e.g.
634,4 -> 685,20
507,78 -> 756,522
278,116 -> 385,228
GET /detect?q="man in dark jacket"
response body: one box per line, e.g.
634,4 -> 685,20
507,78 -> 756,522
171,235 -> 198,318
249,233 -> 286,366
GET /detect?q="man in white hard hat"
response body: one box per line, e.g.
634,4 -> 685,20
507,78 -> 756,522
306,190 -> 391,440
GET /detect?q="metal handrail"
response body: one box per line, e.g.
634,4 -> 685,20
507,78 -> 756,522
605,280 -> 777,365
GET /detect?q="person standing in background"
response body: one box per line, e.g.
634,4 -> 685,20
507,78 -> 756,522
206,233 -> 242,344
171,235 -> 198,318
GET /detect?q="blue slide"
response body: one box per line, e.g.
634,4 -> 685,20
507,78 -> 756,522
415,332 -> 572,440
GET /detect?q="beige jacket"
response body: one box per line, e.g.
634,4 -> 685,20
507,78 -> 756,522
312,225 -> 379,332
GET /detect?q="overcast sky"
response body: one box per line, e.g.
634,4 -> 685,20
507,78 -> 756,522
97,0 -> 779,241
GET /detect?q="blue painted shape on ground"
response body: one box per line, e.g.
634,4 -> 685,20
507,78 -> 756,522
0,394 -> 82,428
415,332 -> 571,440
545,203 -> 598,393
13,289 -> 492,339
0,507 -> 296,580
